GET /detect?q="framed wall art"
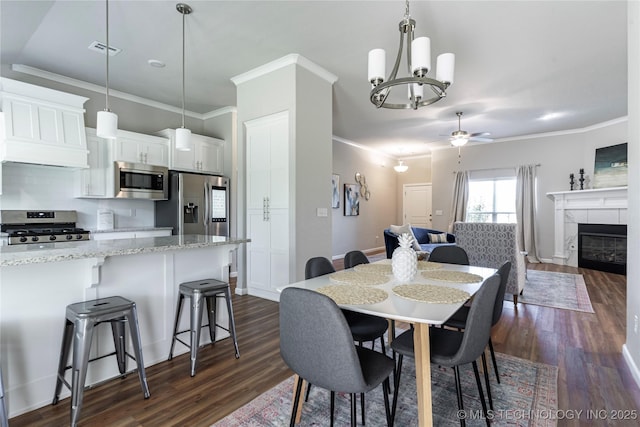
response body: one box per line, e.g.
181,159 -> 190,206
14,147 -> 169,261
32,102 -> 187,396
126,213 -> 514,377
344,183 -> 360,216
594,142 -> 628,189
332,174 -> 340,208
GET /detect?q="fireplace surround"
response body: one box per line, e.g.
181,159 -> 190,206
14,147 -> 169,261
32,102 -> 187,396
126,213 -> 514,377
547,187 -> 627,268
578,223 -> 627,275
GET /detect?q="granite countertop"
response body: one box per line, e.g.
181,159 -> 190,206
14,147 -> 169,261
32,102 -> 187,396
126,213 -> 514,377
89,226 -> 173,234
0,235 -> 250,267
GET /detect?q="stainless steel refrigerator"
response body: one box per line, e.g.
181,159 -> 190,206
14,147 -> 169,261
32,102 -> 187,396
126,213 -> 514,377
155,171 -> 229,236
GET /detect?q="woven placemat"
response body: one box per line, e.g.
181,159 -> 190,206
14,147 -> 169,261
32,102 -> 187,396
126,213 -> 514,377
392,284 -> 471,304
329,271 -> 389,286
421,270 -> 483,283
353,263 -> 392,275
417,260 -> 443,270
316,285 -> 388,305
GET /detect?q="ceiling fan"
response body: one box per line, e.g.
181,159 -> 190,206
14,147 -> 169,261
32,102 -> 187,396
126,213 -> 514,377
449,112 -> 493,147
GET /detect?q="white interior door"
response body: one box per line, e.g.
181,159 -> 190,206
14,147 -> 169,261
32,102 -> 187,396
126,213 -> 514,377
403,183 -> 433,228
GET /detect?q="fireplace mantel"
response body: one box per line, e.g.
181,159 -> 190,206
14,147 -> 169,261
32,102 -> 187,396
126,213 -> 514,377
546,187 -> 627,266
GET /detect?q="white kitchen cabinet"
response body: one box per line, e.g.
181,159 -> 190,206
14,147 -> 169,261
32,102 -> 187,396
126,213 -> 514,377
0,78 -> 89,168
114,130 -> 169,167
156,129 -> 224,174
246,112 -> 290,300
76,128 -> 108,197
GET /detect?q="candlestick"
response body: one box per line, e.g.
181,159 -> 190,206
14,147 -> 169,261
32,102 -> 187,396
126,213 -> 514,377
569,173 -> 575,191
579,169 -> 585,190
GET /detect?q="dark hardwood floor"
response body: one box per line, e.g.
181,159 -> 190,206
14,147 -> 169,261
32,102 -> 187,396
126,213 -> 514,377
9,258 -> 640,426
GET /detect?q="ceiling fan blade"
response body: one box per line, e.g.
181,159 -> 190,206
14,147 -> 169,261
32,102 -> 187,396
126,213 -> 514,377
469,137 -> 494,143
470,132 -> 491,137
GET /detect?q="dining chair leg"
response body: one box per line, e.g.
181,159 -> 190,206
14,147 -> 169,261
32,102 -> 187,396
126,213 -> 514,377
360,392 -> 365,424
453,366 -> 466,427
391,353 -> 404,422
350,393 -> 357,427
290,377 -> 304,427
481,352 -> 493,410
472,361 -> 490,427
330,391 -> 335,427
305,382 -> 312,401
488,338 -> 500,383
382,378 -> 392,427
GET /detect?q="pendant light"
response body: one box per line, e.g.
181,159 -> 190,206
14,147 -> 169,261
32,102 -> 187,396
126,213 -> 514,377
96,0 -> 118,139
394,160 -> 408,173
175,3 -> 192,151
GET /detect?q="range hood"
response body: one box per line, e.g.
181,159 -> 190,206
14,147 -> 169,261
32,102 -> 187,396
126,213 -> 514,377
0,78 -> 89,169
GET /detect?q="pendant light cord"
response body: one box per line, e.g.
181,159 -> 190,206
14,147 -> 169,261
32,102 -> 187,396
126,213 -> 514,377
105,0 -> 110,111
181,7 -> 186,128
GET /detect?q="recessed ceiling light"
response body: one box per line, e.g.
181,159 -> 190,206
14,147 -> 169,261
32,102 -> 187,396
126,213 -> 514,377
148,59 -> 166,68
538,112 -> 564,121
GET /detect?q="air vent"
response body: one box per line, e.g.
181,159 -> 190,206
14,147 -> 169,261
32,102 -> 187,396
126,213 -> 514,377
88,41 -> 122,56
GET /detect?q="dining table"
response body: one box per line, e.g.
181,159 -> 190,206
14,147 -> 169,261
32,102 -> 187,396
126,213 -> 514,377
279,259 -> 497,427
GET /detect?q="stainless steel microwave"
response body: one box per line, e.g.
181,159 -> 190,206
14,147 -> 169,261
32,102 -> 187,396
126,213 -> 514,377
114,161 -> 168,200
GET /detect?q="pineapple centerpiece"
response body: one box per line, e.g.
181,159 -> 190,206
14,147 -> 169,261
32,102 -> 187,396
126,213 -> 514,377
392,233 -> 418,282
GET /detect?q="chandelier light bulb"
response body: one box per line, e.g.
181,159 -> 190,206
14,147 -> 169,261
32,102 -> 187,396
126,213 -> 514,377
368,49 -> 386,84
411,37 -> 430,77
436,53 -> 455,85
408,83 -> 423,100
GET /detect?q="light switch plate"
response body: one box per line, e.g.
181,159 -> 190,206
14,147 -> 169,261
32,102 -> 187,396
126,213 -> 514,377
435,210 -> 443,216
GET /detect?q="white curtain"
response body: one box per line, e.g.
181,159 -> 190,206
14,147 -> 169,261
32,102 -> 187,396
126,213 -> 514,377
516,164 -> 541,263
448,171 -> 469,233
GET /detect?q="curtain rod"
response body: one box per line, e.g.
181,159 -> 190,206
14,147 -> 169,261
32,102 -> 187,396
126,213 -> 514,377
452,164 -> 541,174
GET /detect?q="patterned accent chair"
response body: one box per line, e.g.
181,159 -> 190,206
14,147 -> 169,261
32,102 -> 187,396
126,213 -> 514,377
452,222 -> 526,305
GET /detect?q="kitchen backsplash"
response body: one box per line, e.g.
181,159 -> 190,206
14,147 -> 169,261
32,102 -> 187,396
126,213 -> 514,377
0,163 -> 154,229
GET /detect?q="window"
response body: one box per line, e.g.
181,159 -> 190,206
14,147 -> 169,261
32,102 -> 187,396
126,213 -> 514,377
466,178 -> 517,223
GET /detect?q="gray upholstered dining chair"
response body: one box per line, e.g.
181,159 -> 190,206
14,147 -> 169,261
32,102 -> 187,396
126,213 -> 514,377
428,245 -> 470,265
280,287 -> 395,427
445,261 -> 512,382
344,250 -> 370,269
390,273 -> 501,427
305,256 -> 388,352
342,251 -> 389,353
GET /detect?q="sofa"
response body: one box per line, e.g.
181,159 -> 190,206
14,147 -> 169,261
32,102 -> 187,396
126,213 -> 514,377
383,226 -> 456,259
452,222 -> 526,305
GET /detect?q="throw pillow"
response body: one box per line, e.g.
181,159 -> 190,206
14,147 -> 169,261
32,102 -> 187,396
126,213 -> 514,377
428,232 -> 449,243
389,224 -> 421,251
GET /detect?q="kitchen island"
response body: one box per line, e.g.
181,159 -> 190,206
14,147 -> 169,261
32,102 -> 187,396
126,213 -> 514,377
0,235 -> 249,417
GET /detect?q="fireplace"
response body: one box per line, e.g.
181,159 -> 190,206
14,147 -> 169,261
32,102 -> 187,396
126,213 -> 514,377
578,223 -> 627,275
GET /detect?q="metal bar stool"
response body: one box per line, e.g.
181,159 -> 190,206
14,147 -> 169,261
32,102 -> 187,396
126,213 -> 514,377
168,278 -> 239,376
0,364 -> 8,427
52,296 -> 150,427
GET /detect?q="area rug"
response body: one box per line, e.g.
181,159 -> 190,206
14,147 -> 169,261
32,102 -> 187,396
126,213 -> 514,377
507,270 -> 594,313
212,352 -> 558,427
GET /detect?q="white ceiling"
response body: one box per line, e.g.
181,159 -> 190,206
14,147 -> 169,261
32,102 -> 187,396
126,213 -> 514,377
0,1 -> 628,157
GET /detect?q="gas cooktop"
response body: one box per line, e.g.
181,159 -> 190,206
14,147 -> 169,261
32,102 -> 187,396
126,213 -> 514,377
0,210 -> 91,245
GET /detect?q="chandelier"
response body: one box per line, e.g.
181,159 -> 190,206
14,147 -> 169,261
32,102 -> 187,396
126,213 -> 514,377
368,0 -> 455,110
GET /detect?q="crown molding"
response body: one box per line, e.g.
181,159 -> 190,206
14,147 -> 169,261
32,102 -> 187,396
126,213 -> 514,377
202,106 -> 237,120
231,54 -> 338,86
10,64 -> 233,120
496,116 -> 628,143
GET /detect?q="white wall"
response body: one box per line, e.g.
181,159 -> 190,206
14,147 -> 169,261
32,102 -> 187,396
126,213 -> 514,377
331,140 -> 397,256
431,119 -> 627,261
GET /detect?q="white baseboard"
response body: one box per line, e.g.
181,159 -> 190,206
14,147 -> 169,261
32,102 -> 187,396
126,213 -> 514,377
230,271 -> 238,278
332,246 -> 385,260
623,344 -> 640,388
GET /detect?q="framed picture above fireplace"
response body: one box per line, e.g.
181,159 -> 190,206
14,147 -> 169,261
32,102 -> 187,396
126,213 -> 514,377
593,142 -> 627,189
